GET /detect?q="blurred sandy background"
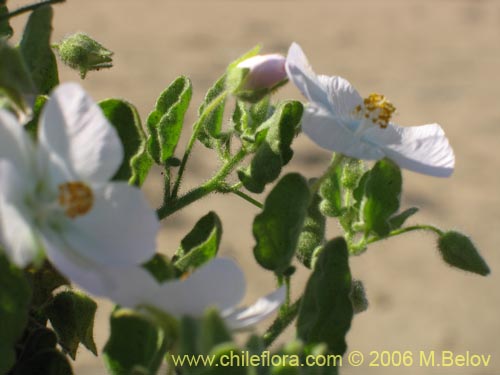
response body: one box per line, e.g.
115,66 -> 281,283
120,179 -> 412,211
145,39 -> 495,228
8,0 -> 500,374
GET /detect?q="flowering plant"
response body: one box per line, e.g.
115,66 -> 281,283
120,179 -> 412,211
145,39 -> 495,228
0,2 -> 490,375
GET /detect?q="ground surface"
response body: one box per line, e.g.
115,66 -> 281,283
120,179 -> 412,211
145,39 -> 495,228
9,1 -> 500,374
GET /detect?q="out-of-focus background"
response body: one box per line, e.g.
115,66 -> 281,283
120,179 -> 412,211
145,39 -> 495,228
8,1 -> 500,374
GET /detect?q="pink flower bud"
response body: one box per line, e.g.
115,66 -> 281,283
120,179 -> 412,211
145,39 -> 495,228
237,54 -> 287,90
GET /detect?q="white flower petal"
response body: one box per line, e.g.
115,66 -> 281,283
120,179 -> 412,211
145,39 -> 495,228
0,109 -> 35,175
151,258 -> 246,317
317,75 -> 362,122
366,123 -> 455,177
286,43 -> 333,110
39,82 -> 123,185
40,228 -> 151,297
0,160 -> 40,266
302,105 -> 384,160
61,182 -> 159,266
223,286 -> 286,330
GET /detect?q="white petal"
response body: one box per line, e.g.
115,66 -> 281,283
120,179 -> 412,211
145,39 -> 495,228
302,105 -> 384,160
0,160 -> 40,266
365,123 -> 455,177
223,287 -> 286,330
39,83 -> 123,185
316,75 -> 363,123
41,228 -> 157,298
151,258 -> 246,317
285,43 -> 333,110
62,182 -> 159,266
0,109 -> 35,175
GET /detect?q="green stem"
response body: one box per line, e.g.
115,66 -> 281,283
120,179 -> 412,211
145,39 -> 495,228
263,297 -> 302,348
231,190 -> 263,209
157,148 -> 246,219
170,91 -> 228,199
0,0 -> 65,21
367,224 -> 444,245
310,153 -> 345,193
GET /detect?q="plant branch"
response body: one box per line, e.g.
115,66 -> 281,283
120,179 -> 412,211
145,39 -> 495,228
367,224 -> 444,245
263,297 -> 302,348
0,0 -> 65,21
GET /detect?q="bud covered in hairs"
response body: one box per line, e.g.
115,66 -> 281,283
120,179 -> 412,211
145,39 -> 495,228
56,33 -> 113,79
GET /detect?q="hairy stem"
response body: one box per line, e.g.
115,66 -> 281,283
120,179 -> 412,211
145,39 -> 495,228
157,148 -> 246,219
263,297 -> 302,348
170,92 -> 228,199
367,224 -> 444,245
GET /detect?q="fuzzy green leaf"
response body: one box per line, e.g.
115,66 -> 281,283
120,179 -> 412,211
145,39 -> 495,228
0,253 -> 32,374
174,211 -> 222,273
388,207 -> 419,230
297,237 -> 353,356
238,101 -> 303,193
319,165 -> 343,218
99,98 -> 152,184
253,173 -> 310,274
44,291 -> 97,359
147,76 -> 192,163
438,231 -> 490,276
0,2 -> 13,39
19,5 -> 59,94
103,309 -> 162,375
197,75 -> 228,149
362,159 -> 402,236
0,43 -> 36,113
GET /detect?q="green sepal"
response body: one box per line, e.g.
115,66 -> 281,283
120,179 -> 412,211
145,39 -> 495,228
24,95 -> 48,140
18,5 -> 59,94
296,190 -> 326,268
200,308 -> 232,354
142,253 -> 177,283
25,260 -> 69,308
44,290 -> 97,359
0,42 -> 36,114
99,98 -> 153,185
103,308 -> 163,375
438,231 -> 490,276
197,75 -> 229,149
238,101 -> 303,193
388,207 -> 419,230
253,173 -> 311,275
225,45 -> 261,92
361,158 -> 402,236
146,76 -> 192,164
0,2 -> 13,39
174,211 -> 222,273
0,253 -> 32,375
297,237 -> 353,356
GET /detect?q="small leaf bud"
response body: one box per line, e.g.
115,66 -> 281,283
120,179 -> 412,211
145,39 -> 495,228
438,231 -> 490,276
350,279 -> 369,313
56,33 -> 113,79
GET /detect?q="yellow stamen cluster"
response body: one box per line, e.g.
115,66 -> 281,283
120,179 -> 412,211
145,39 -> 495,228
353,93 -> 396,129
58,182 -> 93,218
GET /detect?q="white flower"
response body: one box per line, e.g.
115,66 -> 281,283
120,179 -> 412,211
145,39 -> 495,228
0,83 -> 159,291
237,54 -> 287,90
62,256 -> 285,330
285,43 -> 455,177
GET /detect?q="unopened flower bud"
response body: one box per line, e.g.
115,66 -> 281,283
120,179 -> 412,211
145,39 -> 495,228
350,279 -> 369,314
237,54 -> 287,90
57,33 -> 113,79
229,54 -> 288,102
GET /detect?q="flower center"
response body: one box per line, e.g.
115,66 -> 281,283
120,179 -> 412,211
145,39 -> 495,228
353,93 -> 396,129
58,182 -> 94,218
